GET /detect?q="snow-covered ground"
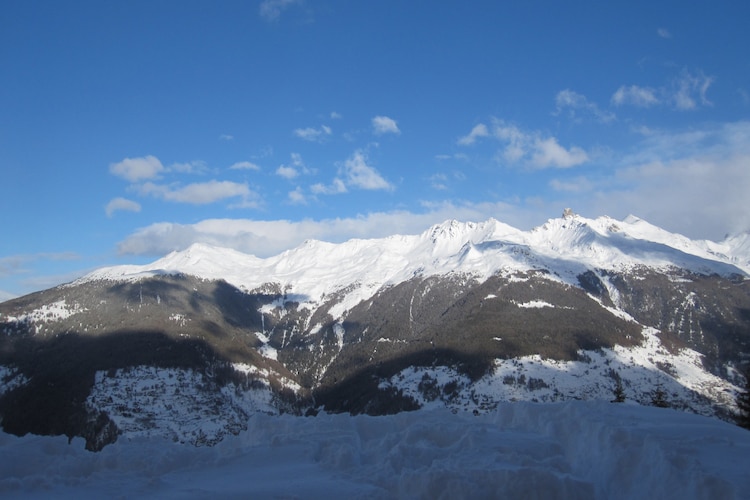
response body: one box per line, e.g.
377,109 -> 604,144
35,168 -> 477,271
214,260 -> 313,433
383,326 -> 740,419
0,300 -> 86,335
86,366 -> 278,446
1,401 -> 748,499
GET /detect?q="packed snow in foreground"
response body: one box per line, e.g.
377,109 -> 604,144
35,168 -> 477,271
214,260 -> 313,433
1,401 -> 748,499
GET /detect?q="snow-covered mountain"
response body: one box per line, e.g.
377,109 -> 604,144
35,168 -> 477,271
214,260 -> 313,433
1,211 -> 749,449
77,212 -> 750,307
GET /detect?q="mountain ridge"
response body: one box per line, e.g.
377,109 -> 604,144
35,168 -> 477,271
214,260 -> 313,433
74,212 -> 750,312
1,211 -> 749,449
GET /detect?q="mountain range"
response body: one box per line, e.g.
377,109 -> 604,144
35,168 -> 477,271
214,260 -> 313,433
1,210 -> 749,450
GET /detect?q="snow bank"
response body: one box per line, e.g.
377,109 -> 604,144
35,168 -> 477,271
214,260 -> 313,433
1,401 -> 748,499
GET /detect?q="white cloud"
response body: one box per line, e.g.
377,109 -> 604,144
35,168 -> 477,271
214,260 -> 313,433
372,116 -> 400,135
428,173 -> 449,191
109,155 -> 223,181
105,197 -> 141,217
530,137 -> 589,169
287,187 -> 307,205
435,153 -> 470,162
170,160 -> 210,175
219,134 -> 234,141
493,121 -> 528,163
427,170 -> 466,186
109,155 -> 164,182
330,111 -> 342,119
554,90 -> 615,123
168,181 -> 252,205
309,151 -> 392,194
595,154 -> 750,240
290,152 -> 305,166
672,69 -> 714,110
612,69 -> 714,111
276,166 -> 299,179
229,161 -> 261,171
554,89 -> 585,110
259,0 -> 300,22
294,125 -> 332,142
611,85 -> 660,107
491,120 -> 589,169
341,150 -> 394,191
138,180 -> 255,205
457,124 -> 489,145
657,28 -> 672,39
275,153 -> 311,179
579,121 -> 750,240
620,127 -> 717,166
310,178 -> 347,195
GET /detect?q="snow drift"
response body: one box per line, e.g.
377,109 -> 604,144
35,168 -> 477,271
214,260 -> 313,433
1,401 -> 748,499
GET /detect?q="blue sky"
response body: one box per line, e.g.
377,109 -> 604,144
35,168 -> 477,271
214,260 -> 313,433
2,0 -> 749,299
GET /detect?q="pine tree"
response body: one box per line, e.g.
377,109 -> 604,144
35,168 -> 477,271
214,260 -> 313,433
650,383 -> 670,408
736,367 -> 750,430
611,374 -> 626,403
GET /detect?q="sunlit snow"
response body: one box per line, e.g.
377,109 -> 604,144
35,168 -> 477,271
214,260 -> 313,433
0,300 -> 85,335
514,299 -> 556,308
74,214 -> 750,326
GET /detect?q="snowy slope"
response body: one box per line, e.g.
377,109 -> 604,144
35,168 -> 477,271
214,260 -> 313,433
1,402 -> 748,499
708,231 -> 750,271
384,326 -> 739,418
76,213 -> 749,320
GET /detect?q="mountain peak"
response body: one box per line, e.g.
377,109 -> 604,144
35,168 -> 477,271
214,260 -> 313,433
562,208 -> 577,219
623,214 -> 643,224
75,212 -> 748,298
428,219 -> 470,240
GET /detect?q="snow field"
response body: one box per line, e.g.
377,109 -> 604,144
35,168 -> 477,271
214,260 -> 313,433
385,327 -> 739,417
1,300 -> 86,335
1,402 -> 748,499
86,366 -> 278,446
